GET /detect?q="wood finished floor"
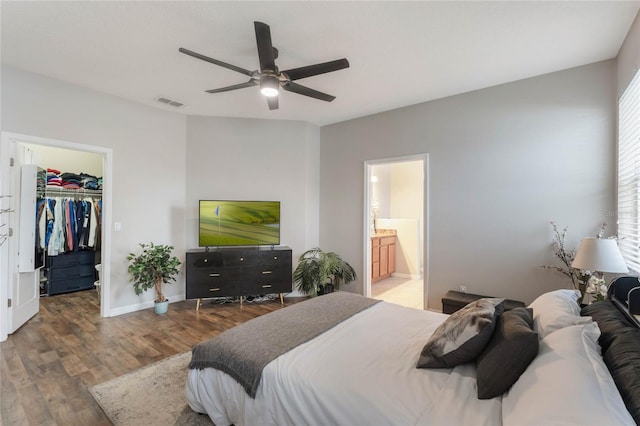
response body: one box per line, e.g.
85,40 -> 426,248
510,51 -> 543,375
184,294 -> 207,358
0,290 -> 297,425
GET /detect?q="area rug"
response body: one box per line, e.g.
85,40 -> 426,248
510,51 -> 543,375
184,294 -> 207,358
89,351 -> 214,425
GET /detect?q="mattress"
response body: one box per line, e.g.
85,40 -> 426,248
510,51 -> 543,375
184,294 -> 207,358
185,301 -> 502,425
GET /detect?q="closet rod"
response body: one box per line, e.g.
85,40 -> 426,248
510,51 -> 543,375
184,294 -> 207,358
38,188 -> 102,197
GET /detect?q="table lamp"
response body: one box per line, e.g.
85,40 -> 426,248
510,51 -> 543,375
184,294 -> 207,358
571,237 -> 628,276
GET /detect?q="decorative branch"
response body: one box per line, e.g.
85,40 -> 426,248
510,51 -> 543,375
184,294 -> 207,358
541,221 -> 613,290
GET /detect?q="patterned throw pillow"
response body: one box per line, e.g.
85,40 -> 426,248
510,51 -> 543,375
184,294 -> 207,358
417,298 -> 505,369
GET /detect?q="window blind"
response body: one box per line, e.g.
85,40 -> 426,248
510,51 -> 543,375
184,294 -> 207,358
618,69 -> 640,273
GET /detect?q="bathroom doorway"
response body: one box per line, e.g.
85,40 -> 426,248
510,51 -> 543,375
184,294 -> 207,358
364,154 -> 428,310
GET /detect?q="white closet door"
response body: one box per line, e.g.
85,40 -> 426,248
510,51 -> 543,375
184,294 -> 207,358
8,147 -> 39,334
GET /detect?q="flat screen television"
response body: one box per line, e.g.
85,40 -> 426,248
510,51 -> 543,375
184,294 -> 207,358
199,200 -> 281,247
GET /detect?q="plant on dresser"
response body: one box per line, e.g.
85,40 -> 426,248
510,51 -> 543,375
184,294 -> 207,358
127,243 -> 181,314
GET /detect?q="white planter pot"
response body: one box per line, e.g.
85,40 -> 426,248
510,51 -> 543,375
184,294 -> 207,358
154,300 -> 169,314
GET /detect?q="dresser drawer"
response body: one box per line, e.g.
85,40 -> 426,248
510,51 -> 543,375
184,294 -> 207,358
48,276 -> 95,296
253,251 -> 292,266
242,265 -> 292,294
186,267 -> 243,297
188,252 -> 224,268
47,251 -> 95,268
186,280 -> 240,298
187,266 -> 242,283
48,264 -> 95,280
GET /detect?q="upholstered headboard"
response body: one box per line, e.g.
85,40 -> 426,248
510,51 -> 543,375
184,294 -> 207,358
607,276 -> 640,317
581,300 -> 640,424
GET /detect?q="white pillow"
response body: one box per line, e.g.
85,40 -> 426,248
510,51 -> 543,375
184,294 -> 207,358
502,322 -> 634,426
528,289 -> 590,338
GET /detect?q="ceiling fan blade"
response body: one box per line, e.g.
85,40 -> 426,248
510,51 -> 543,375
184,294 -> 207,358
179,47 -> 253,77
283,82 -> 336,102
282,58 -> 350,81
205,80 -> 257,93
267,96 -> 279,110
254,21 -> 276,72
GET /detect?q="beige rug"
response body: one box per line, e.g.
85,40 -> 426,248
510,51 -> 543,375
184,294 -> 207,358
89,352 -> 214,425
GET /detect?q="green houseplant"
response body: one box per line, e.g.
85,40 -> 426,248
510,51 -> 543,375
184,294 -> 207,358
127,243 -> 181,314
293,247 -> 357,296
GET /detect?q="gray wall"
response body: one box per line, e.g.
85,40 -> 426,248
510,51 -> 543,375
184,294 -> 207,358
1,53 -> 629,314
0,66 -> 320,313
321,60 -> 617,309
617,11 -> 640,97
1,65 -> 188,311
185,116 -> 320,266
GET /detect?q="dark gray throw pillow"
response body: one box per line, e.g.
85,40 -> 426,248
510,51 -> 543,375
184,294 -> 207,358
476,307 -> 539,399
417,298 -> 505,369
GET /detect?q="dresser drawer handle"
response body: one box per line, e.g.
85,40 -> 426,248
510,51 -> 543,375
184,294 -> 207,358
209,273 -> 220,277
262,284 -> 272,288
262,271 -> 272,275
209,288 -> 221,292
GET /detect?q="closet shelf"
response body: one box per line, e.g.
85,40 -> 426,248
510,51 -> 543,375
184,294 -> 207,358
37,188 -> 102,197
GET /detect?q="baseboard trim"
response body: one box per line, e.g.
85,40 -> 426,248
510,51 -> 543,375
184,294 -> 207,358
391,272 -> 422,280
108,294 -> 186,317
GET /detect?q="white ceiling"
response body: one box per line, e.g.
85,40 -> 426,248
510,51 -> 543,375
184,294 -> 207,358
2,1 -> 639,126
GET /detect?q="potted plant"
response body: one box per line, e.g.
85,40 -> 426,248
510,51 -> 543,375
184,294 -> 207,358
293,247 -> 357,296
127,243 -> 181,314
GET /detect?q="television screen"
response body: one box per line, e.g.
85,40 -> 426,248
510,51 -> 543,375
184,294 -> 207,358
199,200 -> 281,247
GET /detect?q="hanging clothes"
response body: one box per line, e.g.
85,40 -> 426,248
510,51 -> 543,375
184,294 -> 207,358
36,193 -> 102,256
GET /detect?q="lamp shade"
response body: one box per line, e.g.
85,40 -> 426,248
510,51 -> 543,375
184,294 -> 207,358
571,237 -> 628,273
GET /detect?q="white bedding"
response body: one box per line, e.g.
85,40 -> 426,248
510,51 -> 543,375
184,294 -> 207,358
186,301 -> 502,426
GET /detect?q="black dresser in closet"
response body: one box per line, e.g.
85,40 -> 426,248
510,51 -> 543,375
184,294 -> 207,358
45,251 -> 96,296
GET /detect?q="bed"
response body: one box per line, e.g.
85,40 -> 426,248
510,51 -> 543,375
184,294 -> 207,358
185,289 -> 640,426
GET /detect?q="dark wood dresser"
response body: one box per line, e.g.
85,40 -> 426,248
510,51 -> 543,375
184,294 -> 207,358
186,246 -> 292,310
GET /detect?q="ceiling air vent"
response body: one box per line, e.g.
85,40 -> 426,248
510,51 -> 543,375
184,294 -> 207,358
155,97 -> 184,108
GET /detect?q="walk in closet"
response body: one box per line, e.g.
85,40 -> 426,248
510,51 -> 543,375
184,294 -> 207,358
21,144 -> 103,297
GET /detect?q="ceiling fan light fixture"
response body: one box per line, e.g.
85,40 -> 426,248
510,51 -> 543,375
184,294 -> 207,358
260,75 -> 280,97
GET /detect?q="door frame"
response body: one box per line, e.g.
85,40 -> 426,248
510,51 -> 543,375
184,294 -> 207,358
0,132 -> 113,341
363,154 -> 430,309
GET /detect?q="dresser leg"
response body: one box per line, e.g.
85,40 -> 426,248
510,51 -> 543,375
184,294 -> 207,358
279,293 -> 284,305
196,298 -> 201,311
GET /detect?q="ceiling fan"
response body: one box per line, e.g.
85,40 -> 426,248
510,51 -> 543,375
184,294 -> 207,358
179,21 -> 349,110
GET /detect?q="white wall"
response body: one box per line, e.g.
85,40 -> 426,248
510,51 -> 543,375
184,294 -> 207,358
390,160 -> 423,224
320,60 -> 617,309
1,65 -> 187,312
185,116 -> 320,283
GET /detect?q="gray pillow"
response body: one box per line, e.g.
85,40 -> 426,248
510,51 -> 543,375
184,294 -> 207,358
417,298 -> 505,369
476,307 -> 539,399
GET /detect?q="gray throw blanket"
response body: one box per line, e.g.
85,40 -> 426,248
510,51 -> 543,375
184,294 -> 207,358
189,292 -> 381,398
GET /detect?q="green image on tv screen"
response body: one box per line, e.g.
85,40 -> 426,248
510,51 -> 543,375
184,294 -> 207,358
199,200 -> 280,246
